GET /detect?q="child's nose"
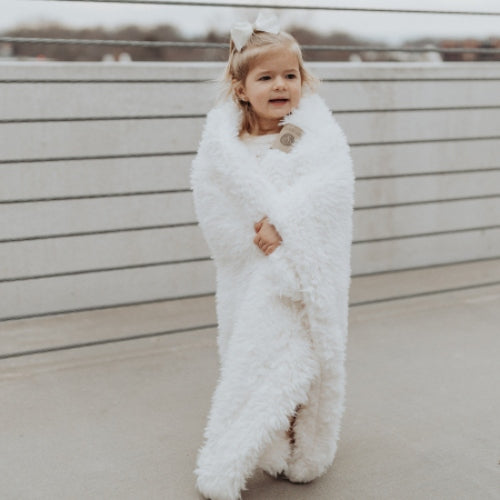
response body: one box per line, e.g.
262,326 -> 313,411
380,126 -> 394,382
273,76 -> 287,89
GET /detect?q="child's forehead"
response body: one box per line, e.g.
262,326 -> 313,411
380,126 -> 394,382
249,49 -> 299,72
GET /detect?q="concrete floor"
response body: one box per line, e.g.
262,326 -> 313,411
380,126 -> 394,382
1,285 -> 499,499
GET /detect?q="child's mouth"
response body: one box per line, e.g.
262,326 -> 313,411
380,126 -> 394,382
269,99 -> 289,105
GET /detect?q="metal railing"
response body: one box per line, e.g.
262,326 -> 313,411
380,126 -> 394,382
1,1 -> 499,330
2,0 -> 500,59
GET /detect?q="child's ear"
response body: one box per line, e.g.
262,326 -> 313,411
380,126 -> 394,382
234,83 -> 248,102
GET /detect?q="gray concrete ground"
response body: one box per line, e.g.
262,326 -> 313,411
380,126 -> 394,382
1,285 -> 499,499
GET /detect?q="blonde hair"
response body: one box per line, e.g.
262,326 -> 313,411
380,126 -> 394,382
219,30 -> 319,135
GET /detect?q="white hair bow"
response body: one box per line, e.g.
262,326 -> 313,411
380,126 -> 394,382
230,11 -> 280,52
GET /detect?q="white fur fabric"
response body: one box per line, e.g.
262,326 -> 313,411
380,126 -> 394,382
190,92 -> 355,500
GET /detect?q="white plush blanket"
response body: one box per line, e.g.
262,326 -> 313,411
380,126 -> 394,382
190,91 -> 355,500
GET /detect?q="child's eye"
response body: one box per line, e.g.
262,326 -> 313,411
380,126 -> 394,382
286,74 -> 297,79
259,75 -> 271,81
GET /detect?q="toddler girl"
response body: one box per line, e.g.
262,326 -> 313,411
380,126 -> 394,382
190,11 -> 354,500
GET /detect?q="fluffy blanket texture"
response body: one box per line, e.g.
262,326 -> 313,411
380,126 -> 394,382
190,92 -> 355,500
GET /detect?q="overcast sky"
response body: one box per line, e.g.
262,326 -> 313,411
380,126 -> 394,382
2,0 -> 500,44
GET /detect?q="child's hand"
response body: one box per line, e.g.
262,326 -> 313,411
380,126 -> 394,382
253,216 -> 282,256
253,216 -> 267,234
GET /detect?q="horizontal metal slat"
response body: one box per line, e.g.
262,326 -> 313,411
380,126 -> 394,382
2,79 -> 500,119
0,296 -> 216,358
350,258 -> 500,306
352,227 -> 500,274
354,197 -> 500,240
1,109 -> 499,162
355,170 -> 500,206
2,62 -> 500,82
2,193 -> 499,243
0,155 -> 192,202
0,192 -> 195,241
352,138 -> 500,177
2,140 -> 499,202
0,226 -> 209,282
0,260 -> 216,321
2,224 -> 498,283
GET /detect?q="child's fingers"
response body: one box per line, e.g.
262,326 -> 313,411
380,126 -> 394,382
266,243 -> 278,255
254,235 -> 268,252
256,239 -> 271,254
254,216 -> 267,231
254,231 -> 281,255
265,240 -> 282,255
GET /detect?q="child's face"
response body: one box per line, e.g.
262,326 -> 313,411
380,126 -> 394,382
237,48 -> 302,134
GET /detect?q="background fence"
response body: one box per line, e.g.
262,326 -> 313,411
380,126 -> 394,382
1,61 -> 500,335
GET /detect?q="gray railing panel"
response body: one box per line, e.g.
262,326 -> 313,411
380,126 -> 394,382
1,61 -> 499,321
